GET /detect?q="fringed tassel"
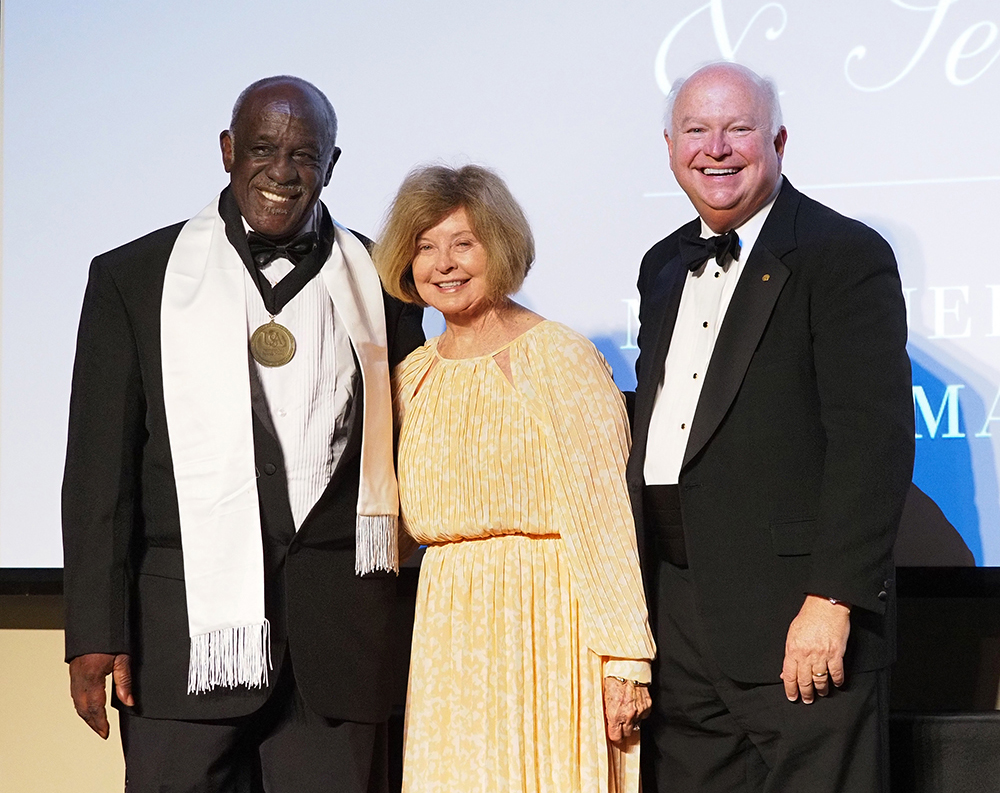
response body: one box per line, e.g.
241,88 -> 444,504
356,514 -> 399,575
187,619 -> 271,694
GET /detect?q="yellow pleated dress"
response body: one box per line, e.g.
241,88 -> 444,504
394,320 -> 655,793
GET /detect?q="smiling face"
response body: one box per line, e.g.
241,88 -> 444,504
221,82 -> 340,240
411,206 -> 493,321
666,65 -> 786,233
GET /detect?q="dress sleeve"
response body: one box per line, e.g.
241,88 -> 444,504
516,324 -> 656,666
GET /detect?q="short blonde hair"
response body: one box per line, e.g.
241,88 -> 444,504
374,164 -> 535,305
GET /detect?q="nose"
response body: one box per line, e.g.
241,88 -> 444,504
266,153 -> 298,185
434,251 -> 457,273
704,129 -> 732,160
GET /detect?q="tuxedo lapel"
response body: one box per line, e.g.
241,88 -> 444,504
248,355 -> 279,441
631,255 -> 687,466
682,180 -> 799,469
682,249 -> 789,468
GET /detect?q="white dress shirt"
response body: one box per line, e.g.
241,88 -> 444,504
243,210 -> 358,529
643,197 -> 777,485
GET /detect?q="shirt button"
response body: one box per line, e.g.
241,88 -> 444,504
715,272 -> 721,278
702,321 -> 709,328
277,408 -> 287,417
263,463 -> 277,475
693,373 -> 698,379
681,423 -> 687,429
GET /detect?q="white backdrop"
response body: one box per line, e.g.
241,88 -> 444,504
2,0 -> 999,567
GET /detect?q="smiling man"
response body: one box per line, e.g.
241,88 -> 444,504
627,62 -> 914,792
62,76 -> 423,792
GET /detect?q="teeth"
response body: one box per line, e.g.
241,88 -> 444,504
703,168 -> 738,175
260,190 -> 294,202
437,281 -> 464,288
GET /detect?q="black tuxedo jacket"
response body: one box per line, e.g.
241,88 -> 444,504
62,191 -> 424,722
627,178 -> 914,683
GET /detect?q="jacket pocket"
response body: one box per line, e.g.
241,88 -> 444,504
769,518 -> 817,556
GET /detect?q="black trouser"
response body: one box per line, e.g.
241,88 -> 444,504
644,559 -> 890,793
641,485 -> 889,793
120,654 -> 388,793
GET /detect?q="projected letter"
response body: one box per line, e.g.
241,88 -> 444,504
913,384 -> 965,438
929,286 -> 971,338
946,21 -> 1000,85
655,1 -> 788,94
845,0 -> 958,92
988,286 -> 1000,337
976,388 -> 1000,438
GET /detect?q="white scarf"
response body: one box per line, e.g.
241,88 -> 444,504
160,193 -> 399,694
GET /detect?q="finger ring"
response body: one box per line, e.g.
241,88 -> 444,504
812,671 -> 829,679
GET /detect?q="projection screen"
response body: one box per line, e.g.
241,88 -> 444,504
2,0 -> 999,567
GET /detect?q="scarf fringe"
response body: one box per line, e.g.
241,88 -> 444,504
356,514 -> 399,575
187,620 -> 272,694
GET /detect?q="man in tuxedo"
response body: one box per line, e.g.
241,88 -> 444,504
62,75 -> 423,792
628,62 -> 914,791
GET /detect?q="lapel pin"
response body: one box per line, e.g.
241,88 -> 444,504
762,274 -> 770,281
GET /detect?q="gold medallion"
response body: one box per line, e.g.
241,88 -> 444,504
250,319 -> 296,367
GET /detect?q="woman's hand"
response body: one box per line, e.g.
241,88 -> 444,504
603,676 -> 652,747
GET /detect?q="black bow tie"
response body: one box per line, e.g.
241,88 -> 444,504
246,231 -> 318,268
678,229 -> 741,272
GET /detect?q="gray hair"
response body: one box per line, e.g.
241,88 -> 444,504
229,75 -> 338,149
663,62 -> 783,137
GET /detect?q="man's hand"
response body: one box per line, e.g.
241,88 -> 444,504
780,595 -> 850,704
69,653 -> 134,739
603,676 -> 652,747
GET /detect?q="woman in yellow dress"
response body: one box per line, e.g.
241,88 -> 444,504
374,164 -> 655,792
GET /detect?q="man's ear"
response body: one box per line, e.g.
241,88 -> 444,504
324,147 -> 342,187
663,130 -> 674,167
774,127 -> 788,162
220,130 -> 235,173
